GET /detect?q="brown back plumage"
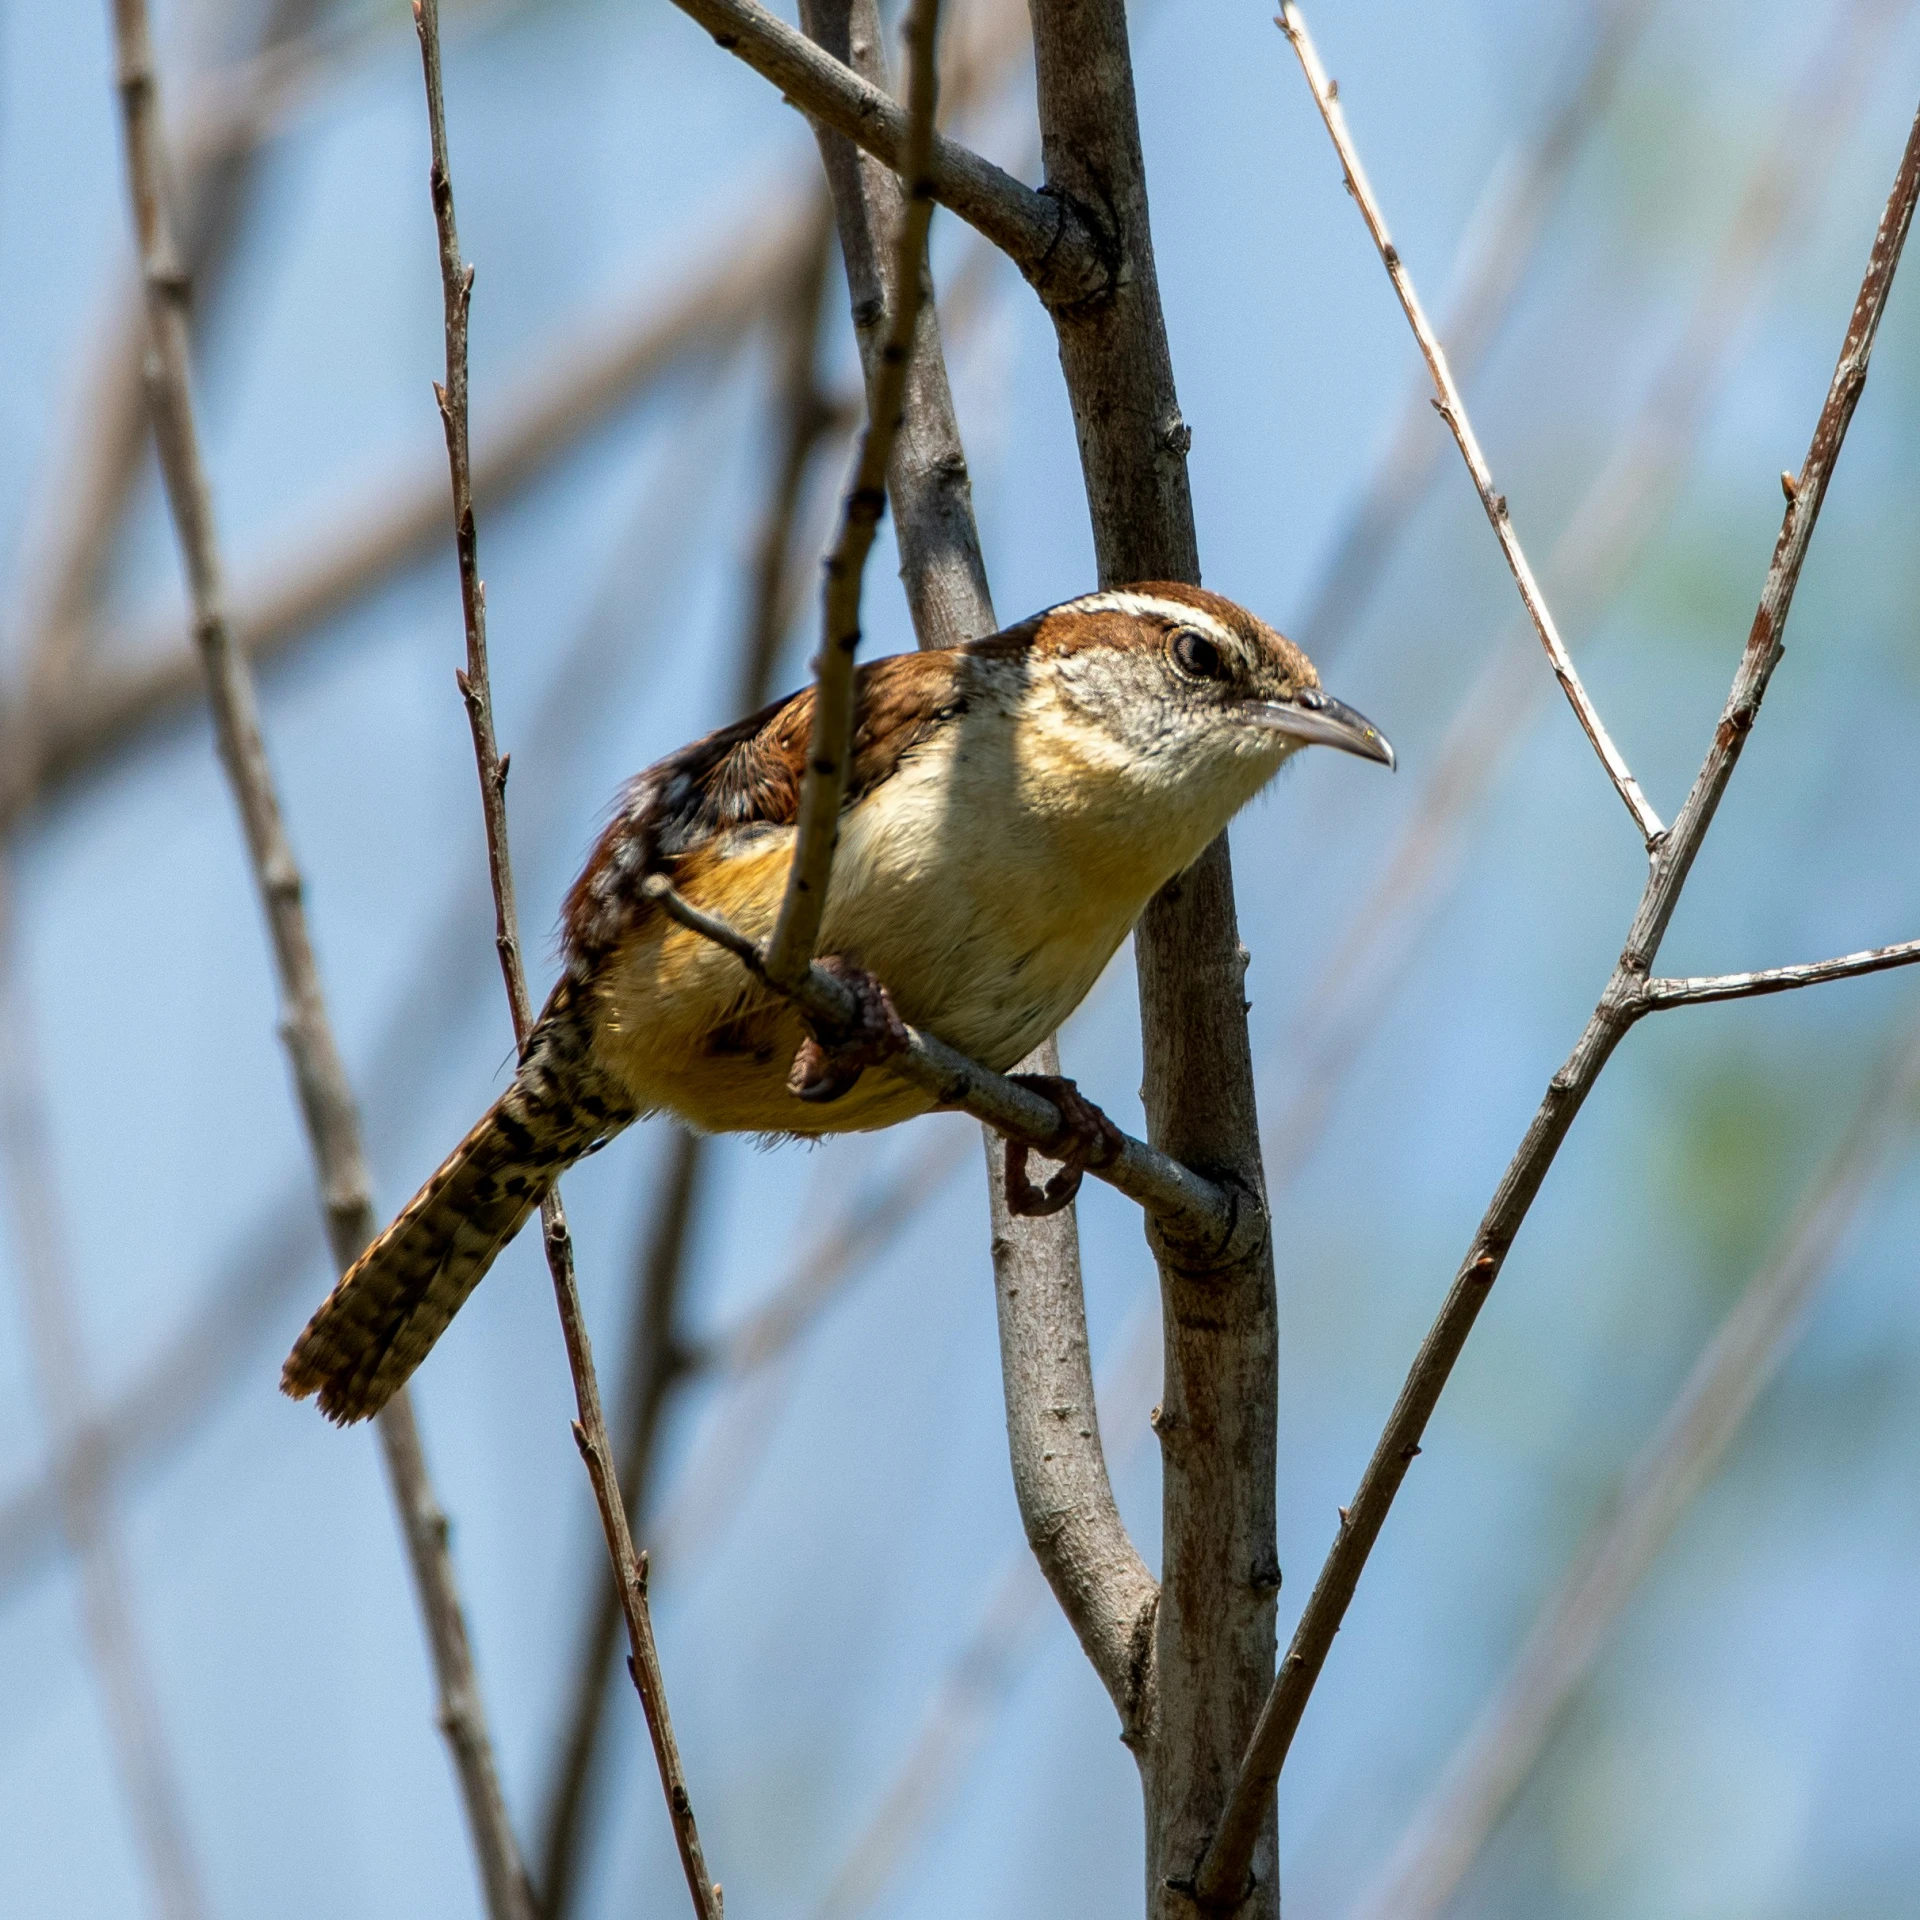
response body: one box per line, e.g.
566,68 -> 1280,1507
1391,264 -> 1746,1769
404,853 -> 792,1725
281,981 -> 636,1423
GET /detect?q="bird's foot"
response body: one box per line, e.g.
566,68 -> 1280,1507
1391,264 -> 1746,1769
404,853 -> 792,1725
1002,1075 -> 1126,1218
788,957 -> 910,1103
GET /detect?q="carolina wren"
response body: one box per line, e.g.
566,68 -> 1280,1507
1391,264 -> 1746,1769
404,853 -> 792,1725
283,583 -> 1392,1421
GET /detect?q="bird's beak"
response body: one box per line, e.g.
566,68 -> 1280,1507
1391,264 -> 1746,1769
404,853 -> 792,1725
1251,688 -> 1396,769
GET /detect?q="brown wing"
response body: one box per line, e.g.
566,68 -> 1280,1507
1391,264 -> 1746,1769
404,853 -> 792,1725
561,644 -> 994,965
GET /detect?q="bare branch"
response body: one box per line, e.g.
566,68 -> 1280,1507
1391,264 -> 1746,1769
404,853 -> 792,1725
665,0 -> 1106,309
1195,77 -> 1920,1912
1277,2 -> 1665,849
1639,938 -> 1920,1009
647,874 -> 1252,1251
538,224 -> 839,1917
1264,0 -> 1909,1184
0,393 -> 734,1603
1352,995 -> 1920,1920
103,7 -> 534,1914
0,857 -> 208,1920
763,0 -> 945,987
1297,0 -> 1657,657
410,5 -> 718,1912
795,0 -> 1153,1710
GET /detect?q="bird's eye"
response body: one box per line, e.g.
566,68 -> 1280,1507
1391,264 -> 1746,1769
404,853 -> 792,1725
1171,628 -> 1226,681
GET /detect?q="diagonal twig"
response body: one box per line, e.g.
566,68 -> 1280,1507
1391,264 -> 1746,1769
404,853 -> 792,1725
1349,991 -> 1920,1920
1298,0 -> 1659,659
103,4 -> 536,1915
1277,2 -> 1666,849
410,4 -> 720,1914
536,218 -> 840,1919
1194,74 -> 1920,1911
762,0 -> 945,987
1261,0 -> 1912,1186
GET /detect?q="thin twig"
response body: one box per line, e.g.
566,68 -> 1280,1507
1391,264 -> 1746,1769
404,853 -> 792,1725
1194,79 -> 1920,1911
763,0 -> 944,986
1351,992 -> 1920,1920
665,0 -> 1106,309
0,856 -> 208,1920
409,5 -> 720,1914
1277,2 -> 1665,849
1262,0 -> 1910,1185
1639,938 -> 1920,1009
537,223 -> 841,1920
0,377 -> 735,1603
646,874 -> 1251,1251
1297,0 -> 1658,659
103,8 -> 535,1916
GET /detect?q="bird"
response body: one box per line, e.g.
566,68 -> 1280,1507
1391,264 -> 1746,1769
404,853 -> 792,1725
282,582 -> 1393,1422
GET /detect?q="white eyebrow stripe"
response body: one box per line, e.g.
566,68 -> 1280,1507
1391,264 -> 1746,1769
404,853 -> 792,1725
1055,590 -> 1241,650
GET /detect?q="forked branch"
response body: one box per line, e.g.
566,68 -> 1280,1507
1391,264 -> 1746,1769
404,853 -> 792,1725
665,0 -> 1108,309
1638,937 -> 1920,1008
410,4 -> 719,1914
1277,2 -> 1665,849
1193,76 -> 1920,1912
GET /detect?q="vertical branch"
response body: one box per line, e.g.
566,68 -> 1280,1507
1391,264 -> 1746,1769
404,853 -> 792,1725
761,0 -> 946,986
408,4 -> 722,1914
0,858 -> 207,1920
1027,1 -> 1282,1910
796,0 -> 1156,1712
537,211 -> 839,1919
101,8 -> 534,1918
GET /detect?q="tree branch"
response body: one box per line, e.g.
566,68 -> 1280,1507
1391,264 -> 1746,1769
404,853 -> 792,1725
763,0 -> 944,987
1638,938 -> 1920,1009
1351,993 -> 1920,1920
646,875 -> 1251,1252
664,0 -> 1108,310
794,0 -> 1155,1715
1262,0 -> 1907,1183
1296,0 -> 1658,659
103,7 -> 535,1916
1195,81 -> 1920,1909
1022,1 -> 1285,1906
537,220 -> 840,1918
1277,2 -> 1665,849
410,5 -> 719,1913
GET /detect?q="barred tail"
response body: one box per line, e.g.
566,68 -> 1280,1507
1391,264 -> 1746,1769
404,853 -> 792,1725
282,981 -> 633,1423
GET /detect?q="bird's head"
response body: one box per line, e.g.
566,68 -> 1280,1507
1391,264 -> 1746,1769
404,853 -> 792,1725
1026,583 -> 1394,814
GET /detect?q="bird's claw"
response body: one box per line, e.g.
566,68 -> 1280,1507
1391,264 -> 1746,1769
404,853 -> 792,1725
788,957 -> 910,1102
1002,1075 -> 1126,1217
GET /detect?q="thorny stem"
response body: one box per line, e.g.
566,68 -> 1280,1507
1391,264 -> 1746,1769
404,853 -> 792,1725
1193,74 -> 1920,1914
